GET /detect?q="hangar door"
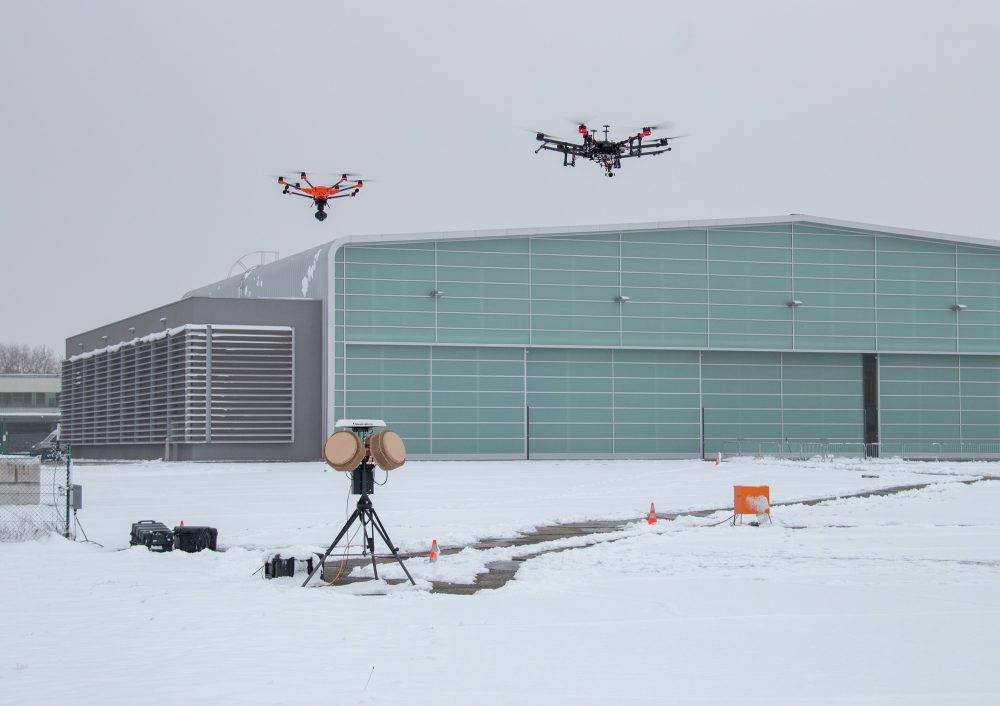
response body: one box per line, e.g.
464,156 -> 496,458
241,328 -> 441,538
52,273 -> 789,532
701,351 -> 863,455
341,346 -> 866,458
525,349 -> 701,457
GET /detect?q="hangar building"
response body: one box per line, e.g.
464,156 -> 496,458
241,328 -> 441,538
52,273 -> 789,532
63,215 -> 1000,461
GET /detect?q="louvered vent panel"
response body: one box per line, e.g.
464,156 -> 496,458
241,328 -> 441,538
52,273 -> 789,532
61,325 -> 294,445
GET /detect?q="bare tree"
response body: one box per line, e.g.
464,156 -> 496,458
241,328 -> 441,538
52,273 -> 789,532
0,343 -> 61,374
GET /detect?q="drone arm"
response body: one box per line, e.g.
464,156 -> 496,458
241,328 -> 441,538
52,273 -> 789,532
328,183 -> 363,198
536,142 -> 583,156
285,190 -> 313,198
278,179 -> 312,196
620,147 -> 671,159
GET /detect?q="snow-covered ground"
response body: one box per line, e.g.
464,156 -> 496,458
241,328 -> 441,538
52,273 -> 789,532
2,457 -> 999,705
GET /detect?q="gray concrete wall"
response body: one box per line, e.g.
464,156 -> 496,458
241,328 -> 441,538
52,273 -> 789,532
65,297 -> 323,462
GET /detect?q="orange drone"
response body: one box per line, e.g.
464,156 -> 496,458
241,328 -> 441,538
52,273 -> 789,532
277,172 -> 364,221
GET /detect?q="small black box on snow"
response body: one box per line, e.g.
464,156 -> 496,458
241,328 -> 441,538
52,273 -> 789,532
130,521 -> 174,551
172,526 -> 218,553
264,554 -> 316,579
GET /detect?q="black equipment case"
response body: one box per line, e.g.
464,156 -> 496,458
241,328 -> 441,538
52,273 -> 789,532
264,554 -> 316,579
172,525 -> 218,553
130,521 -> 174,551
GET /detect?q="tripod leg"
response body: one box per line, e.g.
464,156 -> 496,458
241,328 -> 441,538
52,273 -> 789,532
362,510 -> 379,580
301,508 -> 361,587
369,507 -> 416,586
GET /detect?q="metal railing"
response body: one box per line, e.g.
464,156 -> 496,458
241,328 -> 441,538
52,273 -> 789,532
717,439 -> 1000,461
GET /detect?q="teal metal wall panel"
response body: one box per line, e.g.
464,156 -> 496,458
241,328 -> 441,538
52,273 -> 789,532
958,244 -> 1000,352
525,348 -> 703,456
703,351 -> 862,452
876,236 -> 958,352
703,352 -> 782,448
879,354 -> 960,453
861,351 -> 999,455
526,348 -> 613,455
337,224 -> 1000,355
707,225 -> 792,350
343,345 -> 432,453
429,347 -> 525,455
611,349 -> 701,454
329,222 -> 1000,458
781,353 -> 862,442
342,345 -> 526,456
792,226 -> 876,350
621,229 -> 708,347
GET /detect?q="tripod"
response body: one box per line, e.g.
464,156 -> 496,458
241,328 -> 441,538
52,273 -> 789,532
301,464 -> 415,587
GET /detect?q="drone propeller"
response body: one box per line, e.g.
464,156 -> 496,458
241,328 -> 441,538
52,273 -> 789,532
278,170 -> 354,179
624,121 -> 677,137
275,171 -> 371,183
562,117 -> 594,135
640,121 -> 675,131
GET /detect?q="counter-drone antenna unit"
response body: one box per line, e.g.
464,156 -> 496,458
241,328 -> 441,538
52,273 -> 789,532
532,122 -> 684,177
276,172 -> 365,221
300,420 -> 415,587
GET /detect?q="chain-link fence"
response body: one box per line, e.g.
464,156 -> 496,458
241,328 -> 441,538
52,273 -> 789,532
0,453 -> 72,541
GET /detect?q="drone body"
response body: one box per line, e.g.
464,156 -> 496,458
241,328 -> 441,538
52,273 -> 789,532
277,172 -> 364,221
534,123 -> 678,177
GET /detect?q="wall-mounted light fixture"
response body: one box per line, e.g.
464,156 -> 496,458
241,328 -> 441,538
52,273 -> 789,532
159,317 -> 167,326
429,290 -> 445,298
951,304 -> 968,312
77,342 -> 84,349
786,300 -> 803,308
614,295 -> 631,303
101,336 -> 108,343
128,327 -> 135,336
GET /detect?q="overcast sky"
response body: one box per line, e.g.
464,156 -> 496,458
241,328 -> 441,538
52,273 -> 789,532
3,1 -> 999,352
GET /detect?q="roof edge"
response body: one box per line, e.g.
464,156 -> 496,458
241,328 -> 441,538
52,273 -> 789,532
319,213 -> 1000,251
184,214 -> 1000,302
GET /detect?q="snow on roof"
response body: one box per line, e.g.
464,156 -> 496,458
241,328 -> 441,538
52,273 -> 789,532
67,324 -> 293,362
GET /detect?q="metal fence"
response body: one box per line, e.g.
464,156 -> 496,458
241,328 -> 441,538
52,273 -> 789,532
719,439 -> 1000,461
0,453 -> 72,541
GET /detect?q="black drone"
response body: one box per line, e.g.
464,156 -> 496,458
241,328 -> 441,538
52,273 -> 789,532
534,123 -> 680,177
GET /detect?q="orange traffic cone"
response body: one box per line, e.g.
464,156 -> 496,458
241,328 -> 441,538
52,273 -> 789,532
429,539 -> 439,563
715,451 -> 721,466
647,502 -> 657,525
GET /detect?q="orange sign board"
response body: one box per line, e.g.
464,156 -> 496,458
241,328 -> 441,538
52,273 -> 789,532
734,485 -> 771,515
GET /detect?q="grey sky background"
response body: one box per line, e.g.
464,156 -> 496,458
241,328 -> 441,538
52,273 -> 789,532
3,1 -> 999,352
